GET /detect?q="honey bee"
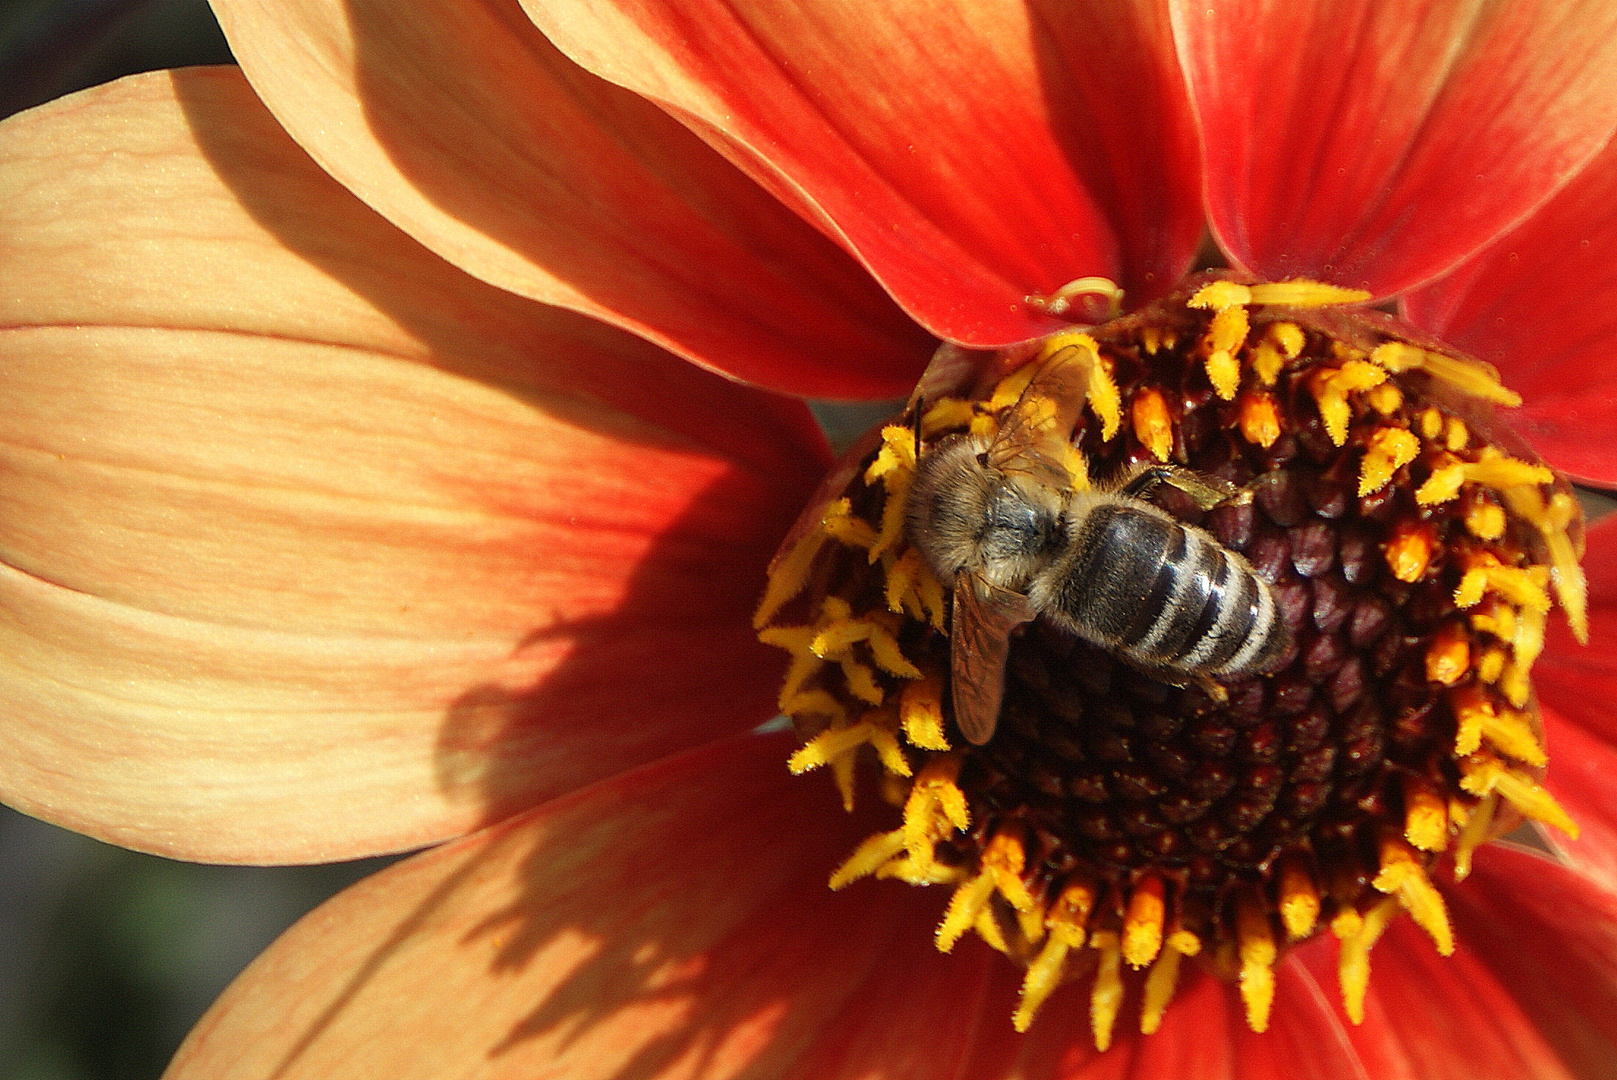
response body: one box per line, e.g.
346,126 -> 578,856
905,349 -> 1291,745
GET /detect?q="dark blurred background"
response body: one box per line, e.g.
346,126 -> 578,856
2,4 -> 395,1078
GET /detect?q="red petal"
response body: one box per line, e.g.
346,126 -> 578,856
1447,847 -> 1617,1080
167,733 -> 1002,1080
209,0 -> 931,399
524,0 -> 1204,342
1402,137 -> 1617,485
0,69 -> 825,863
1176,0 -> 1617,299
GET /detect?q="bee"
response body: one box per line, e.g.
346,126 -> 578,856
904,349 -> 1291,745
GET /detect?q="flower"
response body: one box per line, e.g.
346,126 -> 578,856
2,1 -> 1617,1078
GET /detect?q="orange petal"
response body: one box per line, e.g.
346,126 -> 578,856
0,69 -> 827,862
166,733 -> 996,1080
207,0 -> 932,399
524,0 -> 1204,344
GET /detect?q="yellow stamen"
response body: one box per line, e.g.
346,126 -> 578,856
1139,942 -> 1185,1035
1502,485 -> 1589,643
898,676 -> 950,750
1336,897 -> 1399,1025
1445,416 -> 1469,451
821,498 -> 880,549
936,871 -> 998,953
829,829 -> 907,890
1402,777 -> 1450,852
1237,900 -> 1278,1033
1370,341 -> 1521,406
1454,562 -> 1551,614
1122,876 -> 1167,968
1308,361 -> 1387,445
1419,406 -> 1444,440
1359,426 -> 1420,495
1035,330 -> 1122,441
753,525 -> 828,628
1365,381 -> 1403,416
1452,793 -> 1497,882
1248,280 -> 1373,307
1188,280 -> 1253,311
1090,932 -> 1125,1052
864,425 -> 918,562
1371,835 -> 1454,956
1465,499 -> 1506,540
1277,860 -> 1320,940
1460,756 -> 1579,838
1204,305 -> 1249,399
983,831 -> 1036,912
1132,388 -> 1176,462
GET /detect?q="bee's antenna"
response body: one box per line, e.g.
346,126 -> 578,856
912,397 -> 925,461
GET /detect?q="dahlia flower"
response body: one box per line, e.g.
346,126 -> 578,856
1,1 -> 1615,1078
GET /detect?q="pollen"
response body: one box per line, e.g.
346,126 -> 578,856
756,272 -> 1585,1046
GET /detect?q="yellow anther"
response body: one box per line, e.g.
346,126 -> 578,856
1420,406 -> 1445,440
867,725 -> 911,778
821,498 -> 879,549
1015,933 -> 1075,1032
1035,331 -> 1121,441
864,426 -> 917,562
1189,280 -> 1253,310
1469,597 -> 1517,642
1140,325 -> 1178,354
1132,387 -> 1176,462
898,676 -> 950,750
1370,341 -> 1522,406
1365,382 -> 1403,416
1269,321 -> 1306,356
1454,563 -> 1551,614
1452,793 -> 1497,882
1465,499 -> 1506,540
1047,878 -> 1098,942
1238,390 -> 1282,448
788,718 -> 883,775
1359,426 -> 1420,495
1121,876 -> 1167,968
920,397 -> 974,438
865,621 -> 922,679
1336,897 -> 1399,1025
1402,777 -> 1450,852
1475,645 -> 1507,683
1461,756 -> 1578,837
1090,932 -> 1125,1052
974,907 -> 1011,954
1309,360 -> 1387,445
1416,460 -> 1467,505
936,870 -> 997,953
828,828 -> 907,889
754,524 -> 829,628
839,658 -> 884,705
1425,623 -> 1471,686
1277,860 -> 1320,940
1248,280 -> 1373,307
1503,485 -> 1588,644
1445,416 -> 1469,450
1452,681 -> 1546,764
1236,900 -> 1278,1033
1372,835 -> 1454,956
1384,522 -> 1434,582
777,688 -> 844,723
1138,943 -> 1184,1034
1204,306 -> 1250,399
903,756 -> 969,854
983,831 -> 1036,912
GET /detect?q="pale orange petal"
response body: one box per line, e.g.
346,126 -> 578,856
0,69 -> 826,862
208,0 -> 932,398
165,733 -> 991,1080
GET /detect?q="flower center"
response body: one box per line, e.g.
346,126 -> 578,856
755,274 -> 1586,1048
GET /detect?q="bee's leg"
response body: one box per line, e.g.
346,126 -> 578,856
1115,463 -> 1244,510
1129,659 -> 1232,705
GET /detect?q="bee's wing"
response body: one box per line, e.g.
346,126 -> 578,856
950,571 -> 1035,745
985,347 -> 1090,490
